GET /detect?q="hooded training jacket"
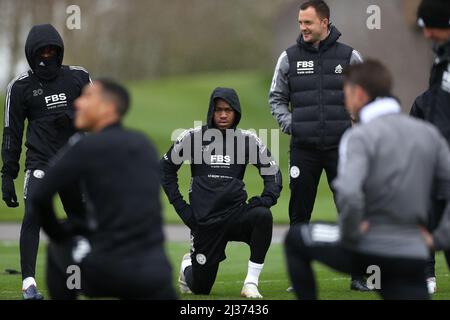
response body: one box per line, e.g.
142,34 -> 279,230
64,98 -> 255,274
1,24 -> 91,179
410,41 -> 450,144
161,87 -> 282,228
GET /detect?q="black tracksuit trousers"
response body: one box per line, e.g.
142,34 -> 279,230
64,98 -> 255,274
20,168 -> 84,280
46,239 -> 177,300
184,205 -> 273,295
426,199 -> 450,278
288,145 -> 338,225
285,224 -> 430,300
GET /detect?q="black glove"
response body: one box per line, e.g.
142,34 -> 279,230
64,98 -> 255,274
247,196 -> 274,209
2,175 -> 18,208
173,198 -> 196,230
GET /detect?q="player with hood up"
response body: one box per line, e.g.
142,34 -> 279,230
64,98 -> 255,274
1,24 -> 91,300
161,87 -> 282,298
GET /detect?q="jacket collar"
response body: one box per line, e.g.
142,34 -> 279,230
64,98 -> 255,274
100,121 -> 122,132
360,97 -> 401,124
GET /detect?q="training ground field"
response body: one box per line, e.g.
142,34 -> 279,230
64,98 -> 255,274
0,242 -> 449,300
0,72 -> 449,300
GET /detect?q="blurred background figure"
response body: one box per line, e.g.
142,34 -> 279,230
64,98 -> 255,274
410,0 -> 450,294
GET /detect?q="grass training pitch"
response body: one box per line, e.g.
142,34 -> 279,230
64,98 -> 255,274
0,71 -> 448,300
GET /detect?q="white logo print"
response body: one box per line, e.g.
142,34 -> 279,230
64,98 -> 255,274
417,18 -> 425,28
210,154 -> 231,166
335,64 -> 343,74
44,93 -> 68,110
290,166 -> 300,179
72,237 -> 91,263
297,60 -> 315,75
442,64 -> 450,93
196,254 -> 207,265
33,170 -> 45,179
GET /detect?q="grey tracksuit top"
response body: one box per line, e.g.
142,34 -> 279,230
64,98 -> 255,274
334,97 -> 450,259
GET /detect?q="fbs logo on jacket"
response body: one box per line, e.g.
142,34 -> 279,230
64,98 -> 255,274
44,93 -> 67,110
210,155 -> 231,166
297,60 -> 314,75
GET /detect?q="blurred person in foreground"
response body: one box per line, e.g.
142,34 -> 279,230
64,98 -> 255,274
30,79 -> 176,300
285,60 -> 450,300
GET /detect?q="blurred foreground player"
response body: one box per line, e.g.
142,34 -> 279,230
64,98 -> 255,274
285,60 -> 450,300
31,79 -> 176,300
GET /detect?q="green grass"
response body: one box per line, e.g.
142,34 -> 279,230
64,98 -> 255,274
0,71 -> 338,224
1,241 -> 449,300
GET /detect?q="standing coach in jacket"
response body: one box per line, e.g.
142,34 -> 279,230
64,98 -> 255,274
269,0 -> 365,291
1,24 -> 91,299
410,0 -> 450,294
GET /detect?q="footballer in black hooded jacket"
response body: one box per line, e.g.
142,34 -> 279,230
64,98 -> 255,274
161,87 -> 282,298
1,24 -> 91,300
409,0 -> 450,293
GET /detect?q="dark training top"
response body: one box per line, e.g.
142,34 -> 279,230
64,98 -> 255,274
286,26 -> 353,149
161,87 -> 282,228
1,24 -> 91,179
411,41 -> 450,144
30,124 -> 165,256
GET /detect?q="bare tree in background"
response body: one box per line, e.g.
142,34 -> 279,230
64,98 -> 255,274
0,0 -> 431,89
0,0 -> 287,85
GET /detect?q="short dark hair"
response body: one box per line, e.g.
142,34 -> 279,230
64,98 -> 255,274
344,60 -> 393,100
300,0 -> 330,20
96,78 -> 130,117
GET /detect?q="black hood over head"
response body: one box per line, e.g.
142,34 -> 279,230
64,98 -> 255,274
25,24 -> 64,80
297,25 -> 342,52
207,87 -> 242,129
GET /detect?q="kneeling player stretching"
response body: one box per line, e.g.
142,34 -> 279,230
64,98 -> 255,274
161,87 -> 282,298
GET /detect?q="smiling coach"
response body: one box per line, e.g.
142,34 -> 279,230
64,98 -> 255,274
269,0 -> 366,291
